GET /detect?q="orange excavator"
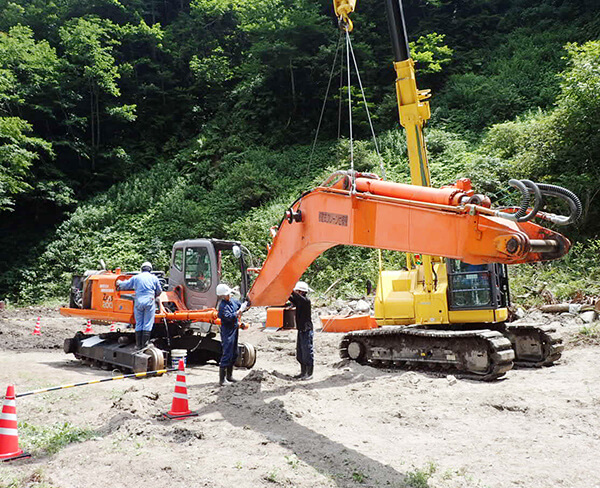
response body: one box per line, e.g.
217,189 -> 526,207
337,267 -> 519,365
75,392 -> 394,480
60,0 -> 580,379
61,239 -> 258,372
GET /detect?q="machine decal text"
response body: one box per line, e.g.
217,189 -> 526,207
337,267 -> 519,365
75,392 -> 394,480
319,212 -> 348,227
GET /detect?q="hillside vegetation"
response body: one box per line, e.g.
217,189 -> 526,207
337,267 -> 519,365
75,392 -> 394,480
1,0 -> 599,303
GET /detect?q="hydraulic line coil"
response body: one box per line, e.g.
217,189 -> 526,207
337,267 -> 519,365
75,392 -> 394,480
506,179 -> 581,225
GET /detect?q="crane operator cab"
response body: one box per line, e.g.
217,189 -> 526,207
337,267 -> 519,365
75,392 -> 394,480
167,239 -> 250,310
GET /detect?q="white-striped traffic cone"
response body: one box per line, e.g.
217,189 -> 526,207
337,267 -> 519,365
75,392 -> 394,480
83,320 -> 93,334
32,317 -> 41,336
163,359 -> 197,419
0,385 -> 30,461
109,322 -> 116,332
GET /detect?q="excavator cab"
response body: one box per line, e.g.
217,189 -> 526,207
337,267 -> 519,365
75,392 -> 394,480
167,239 -> 249,309
446,260 -> 510,311
374,258 -> 510,327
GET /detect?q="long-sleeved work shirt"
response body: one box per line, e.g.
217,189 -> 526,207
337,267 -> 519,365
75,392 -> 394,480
218,298 -> 241,328
289,292 -> 313,332
218,298 -> 241,367
118,271 -> 162,331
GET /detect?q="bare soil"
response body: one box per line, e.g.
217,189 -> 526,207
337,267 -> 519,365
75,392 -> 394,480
1,306 -> 600,488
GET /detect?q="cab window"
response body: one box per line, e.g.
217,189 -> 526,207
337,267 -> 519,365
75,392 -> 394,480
447,259 -> 492,308
173,248 -> 183,271
184,247 -> 212,292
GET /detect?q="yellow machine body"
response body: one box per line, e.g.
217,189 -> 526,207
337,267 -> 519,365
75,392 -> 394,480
374,264 -> 509,327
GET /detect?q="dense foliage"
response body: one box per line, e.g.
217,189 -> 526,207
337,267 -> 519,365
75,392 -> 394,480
1,0 -> 599,303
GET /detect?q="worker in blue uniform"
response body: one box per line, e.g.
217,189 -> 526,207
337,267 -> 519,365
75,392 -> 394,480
117,261 -> 162,349
216,283 -> 247,386
289,281 -> 314,380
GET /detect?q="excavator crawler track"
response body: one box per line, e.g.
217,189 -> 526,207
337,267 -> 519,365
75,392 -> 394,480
498,323 -> 563,367
339,326 -> 514,381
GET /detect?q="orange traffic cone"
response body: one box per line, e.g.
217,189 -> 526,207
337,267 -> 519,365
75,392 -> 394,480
109,322 -> 116,332
163,359 -> 197,420
32,317 -> 41,336
0,385 -> 30,461
83,320 -> 94,334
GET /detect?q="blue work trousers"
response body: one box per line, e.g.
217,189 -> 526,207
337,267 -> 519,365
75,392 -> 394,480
220,324 -> 239,368
134,301 -> 155,332
296,330 -> 314,367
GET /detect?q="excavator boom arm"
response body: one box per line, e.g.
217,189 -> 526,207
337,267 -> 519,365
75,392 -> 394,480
247,178 -> 570,306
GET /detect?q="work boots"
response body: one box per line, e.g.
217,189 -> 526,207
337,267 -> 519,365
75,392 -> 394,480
219,368 -> 230,386
294,364 -> 307,379
301,365 -> 314,381
135,331 -> 143,349
136,331 -> 152,350
141,331 -> 152,349
226,366 -> 237,383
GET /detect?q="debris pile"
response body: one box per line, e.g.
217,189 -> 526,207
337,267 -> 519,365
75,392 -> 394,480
316,297 -> 374,319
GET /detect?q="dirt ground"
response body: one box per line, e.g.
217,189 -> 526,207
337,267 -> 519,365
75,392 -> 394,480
1,306 -> 600,488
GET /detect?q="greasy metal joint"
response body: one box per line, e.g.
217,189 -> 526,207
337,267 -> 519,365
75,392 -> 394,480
529,239 -> 559,254
506,237 -> 519,254
494,234 -> 527,256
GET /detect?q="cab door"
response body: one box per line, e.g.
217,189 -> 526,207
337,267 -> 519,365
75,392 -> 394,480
182,243 -> 219,310
168,244 -> 185,293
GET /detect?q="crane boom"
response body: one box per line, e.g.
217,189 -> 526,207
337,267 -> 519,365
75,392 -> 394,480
334,0 -> 431,187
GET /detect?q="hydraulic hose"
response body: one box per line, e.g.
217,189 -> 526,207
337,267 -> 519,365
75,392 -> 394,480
536,183 -> 582,225
518,179 -> 543,222
497,179 -> 581,226
508,179 -> 531,221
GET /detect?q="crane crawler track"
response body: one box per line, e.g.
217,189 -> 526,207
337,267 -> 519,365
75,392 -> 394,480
339,327 -> 514,381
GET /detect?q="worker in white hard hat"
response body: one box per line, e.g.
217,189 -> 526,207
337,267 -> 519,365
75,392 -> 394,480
117,261 -> 162,349
216,283 -> 247,386
289,280 -> 314,380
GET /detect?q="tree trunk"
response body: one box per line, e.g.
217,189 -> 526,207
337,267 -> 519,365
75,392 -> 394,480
89,84 -> 95,171
96,88 -> 100,149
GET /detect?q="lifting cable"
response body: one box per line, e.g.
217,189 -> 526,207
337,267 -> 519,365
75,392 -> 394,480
309,29 -> 343,174
345,27 -> 356,192
310,23 -> 385,184
346,26 -> 388,319
344,25 -> 388,319
346,29 -> 386,181
309,16 -> 390,319
343,25 -> 388,318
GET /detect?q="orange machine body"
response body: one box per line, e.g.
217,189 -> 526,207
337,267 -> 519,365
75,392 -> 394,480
60,273 -> 219,325
247,176 -> 570,307
353,177 -> 472,206
320,314 -> 379,333
264,306 -> 297,329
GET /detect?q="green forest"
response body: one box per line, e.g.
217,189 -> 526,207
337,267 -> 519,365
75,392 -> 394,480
1,0 -> 599,304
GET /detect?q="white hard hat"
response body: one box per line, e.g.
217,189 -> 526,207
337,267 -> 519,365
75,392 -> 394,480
141,261 -> 152,271
216,283 -> 233,297
293,281 -> 313,293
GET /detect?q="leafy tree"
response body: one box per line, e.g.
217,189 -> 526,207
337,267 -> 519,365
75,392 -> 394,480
410,32 -> 452,74
0,117 -> 52,210
59,17 -> 134,170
